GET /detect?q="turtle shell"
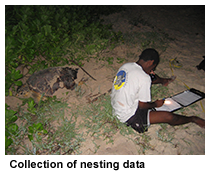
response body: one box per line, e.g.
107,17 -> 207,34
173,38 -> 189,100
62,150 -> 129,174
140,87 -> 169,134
27,67 -> 78,96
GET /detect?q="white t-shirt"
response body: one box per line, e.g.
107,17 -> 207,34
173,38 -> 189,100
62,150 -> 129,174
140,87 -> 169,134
111,62 -> 151,122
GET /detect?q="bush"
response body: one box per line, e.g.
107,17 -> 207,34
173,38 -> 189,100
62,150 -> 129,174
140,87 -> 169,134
5,104 -> 19,153
5,5 -> 124,96
5,5 -> 124,154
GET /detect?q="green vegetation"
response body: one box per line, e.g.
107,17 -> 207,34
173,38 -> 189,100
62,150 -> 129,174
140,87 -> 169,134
5,104 -> 19,152
5,5 -> 125,154
80,95 -> 135,142
6,5 -> 202,155
156,123 -> 174,143
6,97 -> 83,155
6,94 -> 136,155
5,5 -> 124,96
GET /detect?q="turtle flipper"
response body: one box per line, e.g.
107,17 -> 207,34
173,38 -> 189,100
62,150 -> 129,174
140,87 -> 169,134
31,90 -> 47,103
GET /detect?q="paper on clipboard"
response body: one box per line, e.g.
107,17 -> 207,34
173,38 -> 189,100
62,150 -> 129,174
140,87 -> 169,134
155,98 -> 182,112
171,90 -> 202,107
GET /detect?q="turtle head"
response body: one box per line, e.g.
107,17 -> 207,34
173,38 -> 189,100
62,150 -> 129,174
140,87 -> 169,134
63,67 -> 79,80
16,84 -> 31,98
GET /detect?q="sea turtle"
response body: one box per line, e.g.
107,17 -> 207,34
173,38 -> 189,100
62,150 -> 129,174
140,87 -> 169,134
16,67 -> 78,103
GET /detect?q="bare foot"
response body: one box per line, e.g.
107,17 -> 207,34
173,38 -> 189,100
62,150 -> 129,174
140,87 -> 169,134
192,116 -> 205,128
162,76 -> 176,86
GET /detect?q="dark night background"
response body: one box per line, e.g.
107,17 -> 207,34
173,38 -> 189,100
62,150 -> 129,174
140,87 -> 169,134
124,5 -> 205,38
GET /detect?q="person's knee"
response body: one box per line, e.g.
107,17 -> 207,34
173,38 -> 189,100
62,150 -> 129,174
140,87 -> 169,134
166,113 -> 181,125
164,112 -> 176,123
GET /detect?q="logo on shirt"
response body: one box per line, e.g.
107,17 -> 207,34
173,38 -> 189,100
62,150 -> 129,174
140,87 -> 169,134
114,70 -> 126,90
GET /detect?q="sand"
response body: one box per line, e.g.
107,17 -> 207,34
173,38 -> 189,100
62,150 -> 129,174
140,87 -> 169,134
5,6 -> 205,155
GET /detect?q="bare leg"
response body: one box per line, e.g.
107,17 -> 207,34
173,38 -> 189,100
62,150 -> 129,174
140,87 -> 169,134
149,111 -> 205,128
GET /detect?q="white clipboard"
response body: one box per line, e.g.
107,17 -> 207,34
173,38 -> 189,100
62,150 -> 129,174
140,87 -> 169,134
154,88 -> 205,112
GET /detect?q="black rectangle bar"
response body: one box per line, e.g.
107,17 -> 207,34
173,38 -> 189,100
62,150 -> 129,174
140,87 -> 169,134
10,160 -> 145,171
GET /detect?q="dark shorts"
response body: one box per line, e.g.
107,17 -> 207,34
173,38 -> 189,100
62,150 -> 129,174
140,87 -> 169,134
126,107 -> 150,133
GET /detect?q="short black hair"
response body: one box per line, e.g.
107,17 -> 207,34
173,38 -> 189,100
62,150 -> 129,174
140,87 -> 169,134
138,48 -> 160,65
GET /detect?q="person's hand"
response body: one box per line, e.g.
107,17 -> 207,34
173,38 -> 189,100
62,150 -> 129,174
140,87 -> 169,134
154,99 -> 164,107
162,76 -> 176,86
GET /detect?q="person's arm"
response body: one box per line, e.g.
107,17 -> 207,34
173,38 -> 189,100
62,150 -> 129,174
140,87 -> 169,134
150,74 -> 176,86
139,99 -> 164,109
151,74 -> 163,84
